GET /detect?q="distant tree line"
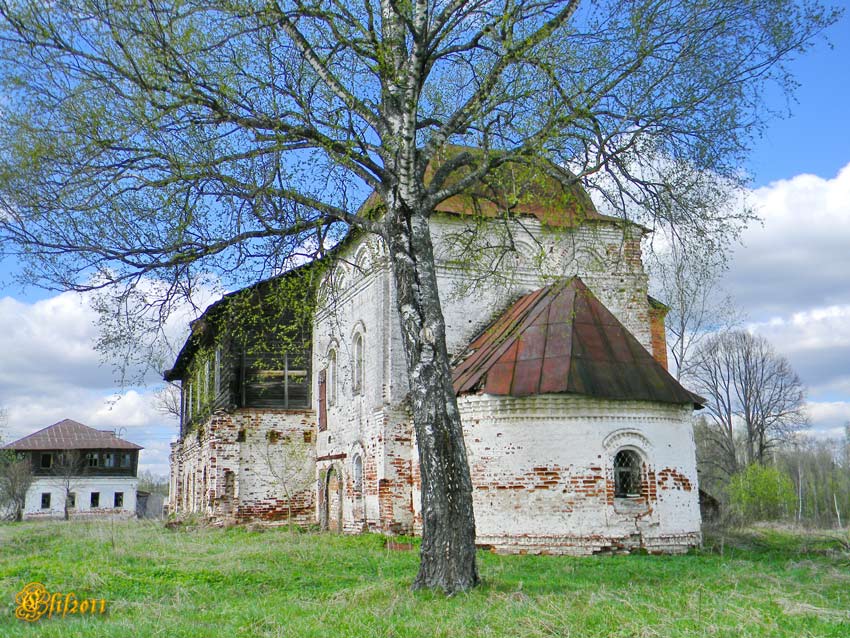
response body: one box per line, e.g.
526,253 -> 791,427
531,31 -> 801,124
653,242 -> 848,528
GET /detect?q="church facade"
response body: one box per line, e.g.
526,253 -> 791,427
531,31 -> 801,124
167,177 -> 703,555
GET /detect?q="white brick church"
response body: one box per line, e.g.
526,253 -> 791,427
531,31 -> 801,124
166,168 -> 704,555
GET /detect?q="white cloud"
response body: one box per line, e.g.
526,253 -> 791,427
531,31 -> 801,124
0,285 -> 209,480
1,386 -> 178,479
724,164 -> 850,318
0,292 -> 111,391
705,162 -> 850,435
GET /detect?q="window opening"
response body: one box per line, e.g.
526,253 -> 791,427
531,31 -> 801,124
613,449 -> 643,498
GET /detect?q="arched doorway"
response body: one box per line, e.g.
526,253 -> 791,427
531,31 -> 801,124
323,465 -> 343,533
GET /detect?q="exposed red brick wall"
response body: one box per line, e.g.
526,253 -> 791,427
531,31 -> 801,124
648,304 -> 669,370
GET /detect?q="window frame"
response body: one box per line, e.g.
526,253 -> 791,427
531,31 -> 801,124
327,348 -> 337,406
352,333 -> 364,395
352,454 -> 363,495
40,492 -> 51,509
114,492 -> 124,508
90,492 -> 100,508
613,448 -> 644,499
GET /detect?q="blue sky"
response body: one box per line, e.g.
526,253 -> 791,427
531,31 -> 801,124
2,5 -> 850,475
746,1 -> 850,187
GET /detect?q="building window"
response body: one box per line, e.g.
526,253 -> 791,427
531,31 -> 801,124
352,333 -> 364,395
86,452 -> 99,467
90,492 -> 100,508
214,347 -> 221,396
120,453 -> 132,468
236,429 -> 246,442
40,493 -> 51,509
67,493 -> 76,509
103,453 -> 115,468
114,492 -> 124,508
327,349 -> 337,406
204,359 -> 210,402
613,449 -> 643,498
196,368 -> 202,411
352,455 -> 363,495
40,453 -> 52,469
242,349 -> 311,409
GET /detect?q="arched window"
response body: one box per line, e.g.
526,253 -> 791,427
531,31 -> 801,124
352,333 -> 364,395
352,454 -> 363,494
613,449 -> 643,498
327,349 -> 337,405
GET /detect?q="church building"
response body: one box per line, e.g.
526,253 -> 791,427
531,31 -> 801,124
166,166 -> 704,555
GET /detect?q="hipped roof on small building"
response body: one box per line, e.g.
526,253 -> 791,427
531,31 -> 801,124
1,419 -> 143,451
452,278 -> 703,407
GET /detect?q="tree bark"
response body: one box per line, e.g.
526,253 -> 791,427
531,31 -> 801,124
385,201 -> 479,593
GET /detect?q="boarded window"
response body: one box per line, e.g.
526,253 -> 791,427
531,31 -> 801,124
242,349 -> 311,409
613,450 -> 643,498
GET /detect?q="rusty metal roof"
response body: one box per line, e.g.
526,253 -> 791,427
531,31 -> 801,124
1,419 -> 143,451
452,278 -> 703,406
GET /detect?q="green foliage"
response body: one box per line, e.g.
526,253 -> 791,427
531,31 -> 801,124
1,521 -> 849,637
728,463 -> 796,522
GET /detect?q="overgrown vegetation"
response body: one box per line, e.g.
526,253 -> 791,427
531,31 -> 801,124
1,520 -> 848,637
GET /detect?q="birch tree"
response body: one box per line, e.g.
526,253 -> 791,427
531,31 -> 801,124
0,0 -> 838,591
690,330 -> 808,477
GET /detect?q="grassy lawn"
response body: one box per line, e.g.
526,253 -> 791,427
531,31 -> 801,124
0,521 -> 848,637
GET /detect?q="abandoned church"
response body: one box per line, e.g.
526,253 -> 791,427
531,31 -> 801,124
166,167 -> 705,555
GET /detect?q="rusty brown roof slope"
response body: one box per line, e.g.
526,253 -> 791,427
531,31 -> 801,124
1,419 -> 143,451
452,278 -> 703,407
357,149 -> 638,229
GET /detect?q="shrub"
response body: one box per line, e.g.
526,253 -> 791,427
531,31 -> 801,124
728,464 -> 795,522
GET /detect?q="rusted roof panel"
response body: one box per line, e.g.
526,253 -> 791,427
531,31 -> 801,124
2,419 -> 143,451
452,277 -> 703,407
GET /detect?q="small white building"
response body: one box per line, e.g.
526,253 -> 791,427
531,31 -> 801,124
3,419 -> 142,520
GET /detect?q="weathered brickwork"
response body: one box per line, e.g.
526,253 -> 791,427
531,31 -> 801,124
452,395 -> 701,554
170,210 -> 702,555
169,408 -> 316,525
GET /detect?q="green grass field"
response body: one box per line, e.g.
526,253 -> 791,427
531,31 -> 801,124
0,520 -> 848,637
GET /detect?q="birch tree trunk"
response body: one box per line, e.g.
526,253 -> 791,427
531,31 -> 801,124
385,199 -> 479,592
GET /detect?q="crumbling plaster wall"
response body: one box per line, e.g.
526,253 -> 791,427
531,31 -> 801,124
168,408 -> 316,525
456,394 -> 701,554
311,217 -> 668,541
